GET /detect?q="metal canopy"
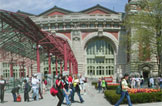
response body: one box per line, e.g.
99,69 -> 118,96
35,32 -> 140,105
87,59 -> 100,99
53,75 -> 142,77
0,9 -> 77,68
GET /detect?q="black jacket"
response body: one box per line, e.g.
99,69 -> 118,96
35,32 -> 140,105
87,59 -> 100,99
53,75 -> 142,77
11,87 -> 20,94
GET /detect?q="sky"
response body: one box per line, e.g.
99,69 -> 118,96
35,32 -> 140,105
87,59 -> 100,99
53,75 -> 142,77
0,0 -> 128,15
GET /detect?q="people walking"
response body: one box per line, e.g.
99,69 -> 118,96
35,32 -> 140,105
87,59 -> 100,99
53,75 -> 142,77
24,80 -> 30,102
149,76 -> 154,88
73,75 -> 84,103
140,76 -> 144,88
98,78 -> 102,93
38,79 -> 43,99
31,74 -> 39,101
62,76 -> 71,106
115,73 -> 132,106
79,75 -> 85,95
159,75 -> 162,89
130,76 -> 136,88
101,77 -> 106,93
0,75 -> 6,103
135,76 -> 141,89
11,85 -> 20,102
56,74 -> 64,106
68,74 -> 74,102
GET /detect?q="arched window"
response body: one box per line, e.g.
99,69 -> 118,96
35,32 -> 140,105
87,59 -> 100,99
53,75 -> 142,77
86,37 -> 115,77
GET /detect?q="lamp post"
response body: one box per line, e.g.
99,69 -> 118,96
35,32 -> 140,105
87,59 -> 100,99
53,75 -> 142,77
48,52 -> 52,74
9,58 -> 16,88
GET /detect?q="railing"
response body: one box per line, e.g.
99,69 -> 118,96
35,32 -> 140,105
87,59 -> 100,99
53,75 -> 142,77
30,14 -> 122,24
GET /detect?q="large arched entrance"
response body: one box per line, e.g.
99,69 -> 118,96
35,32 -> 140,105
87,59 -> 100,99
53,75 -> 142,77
85,37 -> 115,78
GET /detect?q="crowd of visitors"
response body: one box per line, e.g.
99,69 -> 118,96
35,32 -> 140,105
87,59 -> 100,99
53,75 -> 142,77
55,74 -> 86,106
129,75 -> 162,89
0,74 -> 87,106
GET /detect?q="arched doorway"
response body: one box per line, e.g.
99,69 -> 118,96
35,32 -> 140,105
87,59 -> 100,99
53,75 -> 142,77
85,37 -> 115,78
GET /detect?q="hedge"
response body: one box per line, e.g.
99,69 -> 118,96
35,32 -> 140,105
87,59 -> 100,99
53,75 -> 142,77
91,82 -> 118,90
104,90 -> 162,105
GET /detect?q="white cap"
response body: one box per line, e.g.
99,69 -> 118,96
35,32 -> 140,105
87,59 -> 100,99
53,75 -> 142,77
34,74 -> 37,77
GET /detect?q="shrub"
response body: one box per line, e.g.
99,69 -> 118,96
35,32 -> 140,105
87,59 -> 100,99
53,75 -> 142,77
104,90 -> 162,105
91,82 -> 97,86
107,85 -> 118,90
92,82 -> 119,90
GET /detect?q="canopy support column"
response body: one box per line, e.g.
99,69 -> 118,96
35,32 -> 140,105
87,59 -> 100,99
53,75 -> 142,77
69,60 -> 71,74
10,62 -> 13,77
36,44 -> 40,73
48,52 -> 51,74
60,62 -> 62,74
31,64 -> 33,77
22,62 -> 25,77
64,43 -> 67,71
55,56 -> 58,75
27,66 -> 29,76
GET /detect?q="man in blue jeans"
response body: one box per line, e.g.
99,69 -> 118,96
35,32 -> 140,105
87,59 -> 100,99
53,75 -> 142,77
11,85 -> 20,102
115,73 -> 132,106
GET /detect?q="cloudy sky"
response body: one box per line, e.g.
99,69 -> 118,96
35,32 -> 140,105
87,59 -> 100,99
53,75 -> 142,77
0,0 -> 128,15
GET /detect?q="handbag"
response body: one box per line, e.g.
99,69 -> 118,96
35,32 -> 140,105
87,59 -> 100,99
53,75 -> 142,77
50,85 -> 58,96
16,95 -> 21,102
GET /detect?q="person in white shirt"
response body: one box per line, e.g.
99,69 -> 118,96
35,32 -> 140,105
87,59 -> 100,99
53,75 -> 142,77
135,76 -> 141,89
31,74 -> 39,101
79,75 -> 85,94
149,77 -> 154,88
130,76 -> 136,88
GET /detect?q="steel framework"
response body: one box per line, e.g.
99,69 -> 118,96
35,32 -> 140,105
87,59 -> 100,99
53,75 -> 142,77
0,9 -> 78,76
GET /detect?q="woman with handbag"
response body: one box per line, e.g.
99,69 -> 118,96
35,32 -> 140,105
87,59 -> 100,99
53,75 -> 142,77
55,74 -> 64,106
115,73 -> 132,106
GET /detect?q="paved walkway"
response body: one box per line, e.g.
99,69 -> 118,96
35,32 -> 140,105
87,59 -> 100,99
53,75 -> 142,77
1,83 -> 162,106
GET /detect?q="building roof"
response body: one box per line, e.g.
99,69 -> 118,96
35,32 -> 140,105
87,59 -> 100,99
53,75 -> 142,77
39,6 -> 73,16
80,4 -> 118,14
37,4 -> 118,16
17,10 -> 35,16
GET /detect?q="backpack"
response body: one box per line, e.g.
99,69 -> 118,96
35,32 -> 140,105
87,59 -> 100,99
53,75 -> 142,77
116,81 -> 122,94
50,85 -> 58,96
28,84 -> 31,92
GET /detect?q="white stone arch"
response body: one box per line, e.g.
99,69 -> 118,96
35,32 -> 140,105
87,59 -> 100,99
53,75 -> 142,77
82,32 -> 118,52
55,33 -> 72,47
82,32 -> 119,78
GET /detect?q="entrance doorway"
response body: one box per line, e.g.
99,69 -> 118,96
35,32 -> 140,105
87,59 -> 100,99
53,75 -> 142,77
85,37 -> 115,77
143,71 -> 149,79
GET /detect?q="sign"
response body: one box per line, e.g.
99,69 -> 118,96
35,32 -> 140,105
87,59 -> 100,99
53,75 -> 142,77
104,77 -> 113,82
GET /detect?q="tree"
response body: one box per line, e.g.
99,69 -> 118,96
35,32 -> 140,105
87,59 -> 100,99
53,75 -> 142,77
125,0 -> 162,75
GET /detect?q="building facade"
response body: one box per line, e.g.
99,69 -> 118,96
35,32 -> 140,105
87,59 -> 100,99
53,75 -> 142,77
30,4 -> 127,80
0,4 -> 127,81
125,0 -> 159,79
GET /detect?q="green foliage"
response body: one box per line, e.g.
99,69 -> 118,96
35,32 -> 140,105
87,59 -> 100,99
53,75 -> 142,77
91,82 -> 118,90
104,90 -> 162,105
125,0 -> 162,62
91,82 -> 97,86
107,85 -> 118,90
